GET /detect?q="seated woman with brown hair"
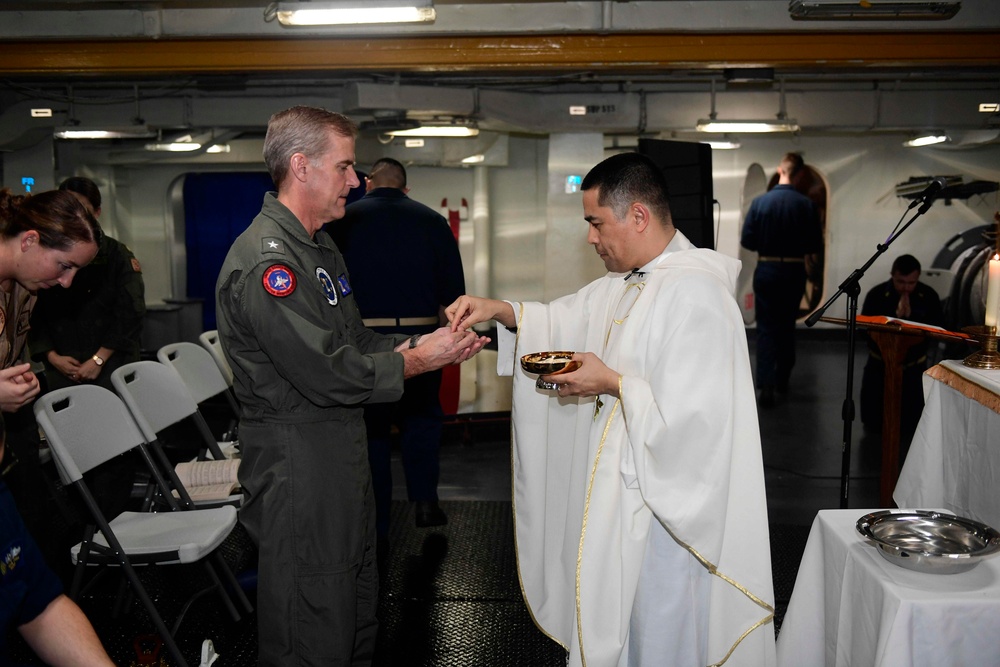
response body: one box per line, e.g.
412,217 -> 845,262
0,188 -> 102,589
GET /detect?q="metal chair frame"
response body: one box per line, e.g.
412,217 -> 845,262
34,386 -> 253,667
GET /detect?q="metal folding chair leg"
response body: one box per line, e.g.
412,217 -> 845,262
212,550 -> 254,614
86,504 -> 191,667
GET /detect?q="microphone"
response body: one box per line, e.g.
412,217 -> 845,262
915,177 -> 948,201
907,176 -> 949,212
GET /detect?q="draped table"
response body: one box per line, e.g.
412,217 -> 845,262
893,359 -> 1000,529
776,509 -> 1000,667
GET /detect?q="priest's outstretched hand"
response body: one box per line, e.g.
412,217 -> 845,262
446,295 -> 517,330
541,352 -> 621,399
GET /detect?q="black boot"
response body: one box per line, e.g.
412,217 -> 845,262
415,501 -> 447,528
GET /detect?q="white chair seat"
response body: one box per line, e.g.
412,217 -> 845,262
71,505 -> 237,565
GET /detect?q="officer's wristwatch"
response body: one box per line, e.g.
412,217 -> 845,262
92,354 -> 105,367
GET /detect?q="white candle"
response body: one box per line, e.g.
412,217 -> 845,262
986,254 -> 1000,329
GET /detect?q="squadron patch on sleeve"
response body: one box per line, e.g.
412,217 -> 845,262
263,264 -> 296,297
337,274 -> 352,297
131,257 -> 142,273
316,267 -> 338,306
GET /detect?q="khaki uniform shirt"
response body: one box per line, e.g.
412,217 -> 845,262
0,282 -> 35,369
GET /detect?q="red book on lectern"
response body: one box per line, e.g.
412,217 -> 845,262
855,314 -> 971,339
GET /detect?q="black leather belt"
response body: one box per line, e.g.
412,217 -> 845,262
363,316 -> 438,327
758,256 -> 805,263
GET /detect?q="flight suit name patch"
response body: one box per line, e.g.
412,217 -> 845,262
263,264 -> 296,297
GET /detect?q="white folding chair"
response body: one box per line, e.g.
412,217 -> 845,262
158,341 -> 239,441
111,361 -> 227,463
111,361 -> 239,511
157,342 -> 238,413
34,386 -> 253,667
198,330 -> 234,387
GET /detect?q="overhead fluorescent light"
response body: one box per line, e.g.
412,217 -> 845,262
387,125 -> 479,138
705,139 -> 742,150
146,142 -> 201,152
54,127 -> 156,140
789,1 -> 960,21
461,154 -> 485,164
144,142 -> 231,153
696,120 -> 799,133
276,0 -> 435,26
903,134 -> 948,147
697,77 -> 798,134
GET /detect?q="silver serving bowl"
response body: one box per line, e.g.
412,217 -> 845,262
856,510 -> 1000,575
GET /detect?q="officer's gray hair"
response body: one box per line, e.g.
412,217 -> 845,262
263,106 -> 358,188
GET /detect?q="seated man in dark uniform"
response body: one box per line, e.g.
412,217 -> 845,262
860,254 -> 943,450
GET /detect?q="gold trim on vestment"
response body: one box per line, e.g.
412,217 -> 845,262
604,281 -> 645,349
670,534 -> 775,666
575,397 -> 621,667
621,361 -> 773,666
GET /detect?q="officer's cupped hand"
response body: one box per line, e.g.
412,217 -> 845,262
425,328 -> 490,364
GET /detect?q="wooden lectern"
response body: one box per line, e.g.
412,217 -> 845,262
821,316 -> 970,506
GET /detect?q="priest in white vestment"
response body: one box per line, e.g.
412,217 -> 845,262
447,153 -> 776,667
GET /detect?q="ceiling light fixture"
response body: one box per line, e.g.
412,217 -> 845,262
54,127 -> 156,140
461,154 -> 485,164
697,121 -> 799,133
903,134 -> 948,147
789,0 -> 961,21
274,0 -> 435,26
705,139 -> 742,150
386,125 -> 479,138
145,142 -> 201,152
696,79 -> 799,134
144,142 -> 231,153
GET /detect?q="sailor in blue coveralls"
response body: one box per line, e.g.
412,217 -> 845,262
741,152 -> 823,408
330,157 -> 466,536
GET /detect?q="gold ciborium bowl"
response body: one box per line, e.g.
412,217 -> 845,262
520,351 -> 582,390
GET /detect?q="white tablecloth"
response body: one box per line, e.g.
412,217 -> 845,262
894,360 -> 1000,530
776,509 -> 1000,667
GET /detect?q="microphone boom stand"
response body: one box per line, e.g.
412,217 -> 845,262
805,195 -> 938,508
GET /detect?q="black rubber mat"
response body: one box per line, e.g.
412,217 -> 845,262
9,501 -> 807,665
768,522 -> 812,634
375,500 -> 565,666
